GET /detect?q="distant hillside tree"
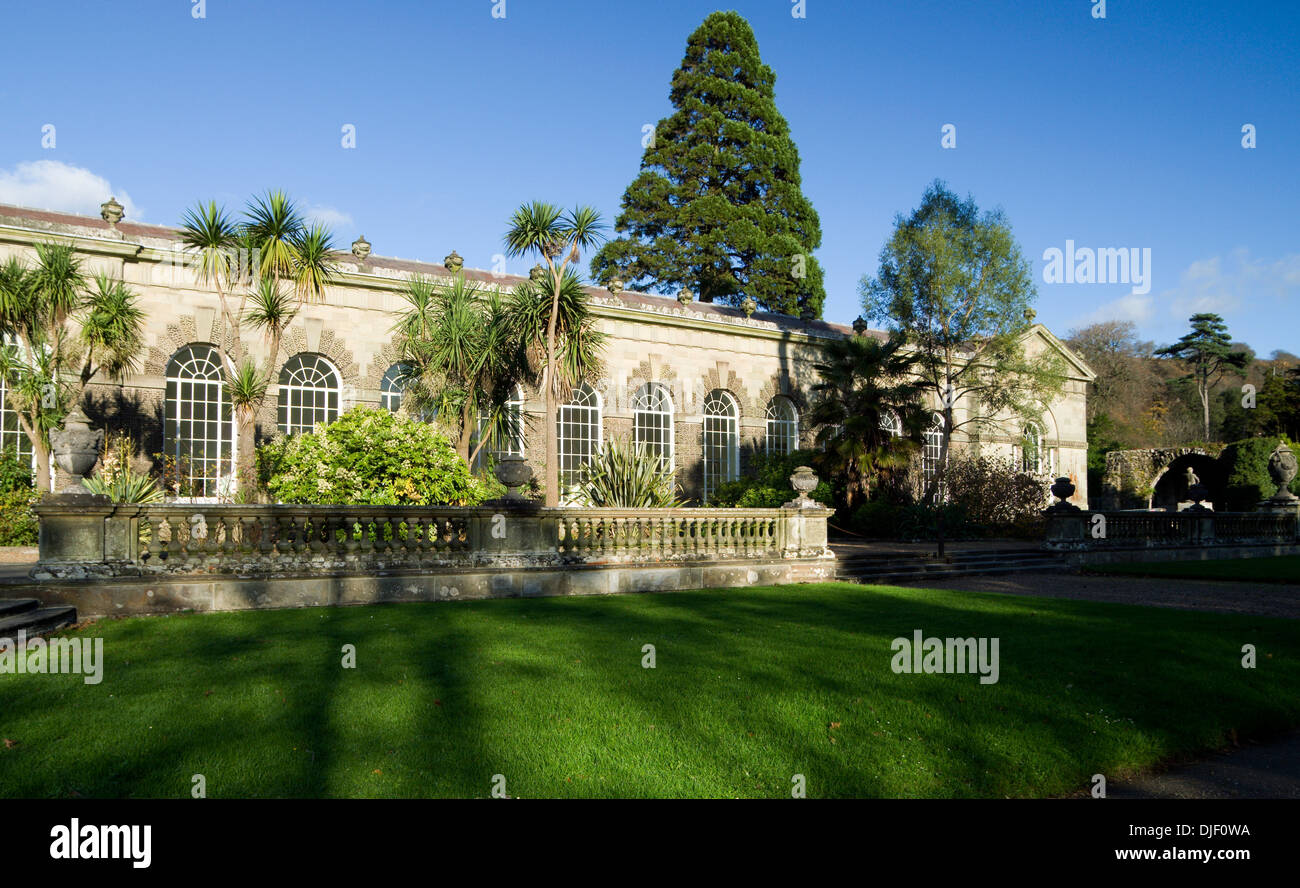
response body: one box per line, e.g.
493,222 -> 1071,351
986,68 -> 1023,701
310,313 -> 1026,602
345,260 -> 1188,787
1155,313 -> 1250,441
590,11 -> 825,317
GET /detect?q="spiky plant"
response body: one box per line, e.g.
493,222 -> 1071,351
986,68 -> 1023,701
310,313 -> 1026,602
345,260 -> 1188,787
574,438 -> 683,508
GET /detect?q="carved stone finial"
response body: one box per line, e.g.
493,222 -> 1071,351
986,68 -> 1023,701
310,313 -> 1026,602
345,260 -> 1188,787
351,235 -> 371,261
677,288 -> 694,306
444,250 -> 464,273
100,196 -> 124,238
608,278 -> 624,296
741,296 -> 757,317
852,316 -> 868,335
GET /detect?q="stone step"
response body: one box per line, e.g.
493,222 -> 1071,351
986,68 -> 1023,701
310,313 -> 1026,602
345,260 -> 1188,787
836,557 -> 1067,584
839,554 -> 1063,570
0,606 -> 78,643
836,551 -> 1054,569
0,598 -> 40,618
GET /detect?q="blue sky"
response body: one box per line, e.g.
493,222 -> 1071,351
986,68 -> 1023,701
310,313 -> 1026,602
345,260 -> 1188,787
1,0 -> 1296,354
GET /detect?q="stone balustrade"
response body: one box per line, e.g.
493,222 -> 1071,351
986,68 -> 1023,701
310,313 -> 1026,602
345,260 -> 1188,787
1044,508 -> 1298,551
31,501 -> 831,581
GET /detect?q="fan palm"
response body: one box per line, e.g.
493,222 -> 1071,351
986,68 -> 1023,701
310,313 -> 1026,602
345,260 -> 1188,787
809,332 -> 929,507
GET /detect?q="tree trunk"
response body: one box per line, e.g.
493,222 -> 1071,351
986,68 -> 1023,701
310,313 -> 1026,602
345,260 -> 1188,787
1201,384 -> 1211,441
543,363 -> 558,507
457,399 -> 475,465
236,409 -> 257,499
34,442 -> 52,494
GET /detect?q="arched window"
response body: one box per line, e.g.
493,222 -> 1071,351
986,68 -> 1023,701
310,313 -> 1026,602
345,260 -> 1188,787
880,411 -> 903,437
633,382 -> 674,473
1021,424 -> 1043,473
765,396 -> 798,455
922,413 -> 945,500
558,383 -> 601,494
0,336 -> 33,468
164,344 -> 234,499
380,363 -> 412,413
473,385 -> 526,472
278,354 -> 340,436
703,389 -> 739,503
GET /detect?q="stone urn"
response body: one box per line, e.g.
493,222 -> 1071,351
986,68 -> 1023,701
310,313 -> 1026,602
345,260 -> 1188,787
741,296 -> 757,317
608,278 -> 624,296
100,196 -> 124,238
494,455 -> 533,502
784,465 -> 821,509
444,250 -> 464,273
1264,442 -> 1299,506
351,235 -> 371,261
100,196 -> 124,226
1046,476 -> 1081,512
49,407 -> 103,495
852,316 -> 869,335
677,288 -> 694,306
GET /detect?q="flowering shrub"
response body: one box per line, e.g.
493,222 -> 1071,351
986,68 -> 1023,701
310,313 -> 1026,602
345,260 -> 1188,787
257,406 -> 490,506
0,448 -> 37,546
710,450 -> 831,508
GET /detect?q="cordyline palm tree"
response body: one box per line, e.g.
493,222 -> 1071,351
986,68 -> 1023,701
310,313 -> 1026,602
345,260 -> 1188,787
506,266 -> 606,500
178,191 -> 338,496
0,245 -> 146,491
393,272 -> 524,465
503,203 -> 605,506
809,331 -> 929,508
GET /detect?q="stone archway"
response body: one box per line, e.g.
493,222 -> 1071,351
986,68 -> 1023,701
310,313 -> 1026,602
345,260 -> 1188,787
1100,447 -> 1215,510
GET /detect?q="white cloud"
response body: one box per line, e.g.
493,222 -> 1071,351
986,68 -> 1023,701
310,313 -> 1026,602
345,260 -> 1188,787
1163,248 -> 1300,319
0,160 -> 140,221
1066,292 -> 1155,328
302,204 -> 354,231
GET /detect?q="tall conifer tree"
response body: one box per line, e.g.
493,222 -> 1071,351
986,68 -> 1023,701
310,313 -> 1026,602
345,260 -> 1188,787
591,11 -> 825,317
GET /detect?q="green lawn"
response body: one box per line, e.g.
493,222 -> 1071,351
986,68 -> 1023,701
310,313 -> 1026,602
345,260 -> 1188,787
1086,555 -> 1300,584
2,582 -> 1298,798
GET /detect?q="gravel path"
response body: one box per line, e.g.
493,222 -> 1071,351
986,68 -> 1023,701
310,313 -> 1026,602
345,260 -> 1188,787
888,570 -> 1300,620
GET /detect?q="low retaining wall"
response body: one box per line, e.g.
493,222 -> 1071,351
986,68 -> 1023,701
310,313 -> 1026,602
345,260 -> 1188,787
27,499 -> 837,617
22,555 -> 837,618
1060,541 -> 1300,568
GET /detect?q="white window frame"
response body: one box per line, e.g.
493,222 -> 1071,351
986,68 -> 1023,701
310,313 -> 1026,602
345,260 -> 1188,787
702,389 -> 739,504
474,385 -> 526,472
380,363 -> 412,413
633,382 -> 675,474
922,412 -> 945,500
765,396 -> 798,456
558,383 -> 602,498
278,353 -> 341,437
164,343 -> 235,501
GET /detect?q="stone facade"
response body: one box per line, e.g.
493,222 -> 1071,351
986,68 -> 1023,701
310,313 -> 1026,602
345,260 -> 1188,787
0,203 -> 1095,505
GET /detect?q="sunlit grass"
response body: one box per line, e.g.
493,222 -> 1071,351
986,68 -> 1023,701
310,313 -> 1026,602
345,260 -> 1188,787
2,582 -> 1297,798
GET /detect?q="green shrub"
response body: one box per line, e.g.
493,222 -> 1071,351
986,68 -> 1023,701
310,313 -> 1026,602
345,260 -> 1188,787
847,500 -> 973,541
257,406 -> 489,506
710,449 -> 831,508
0,448 -> 37,546
1218,436 -> 1300,511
